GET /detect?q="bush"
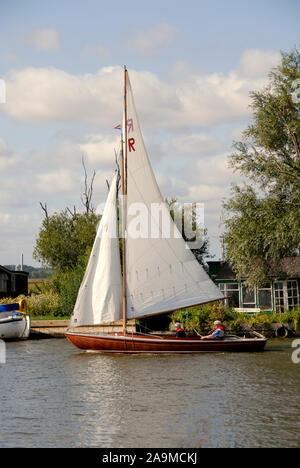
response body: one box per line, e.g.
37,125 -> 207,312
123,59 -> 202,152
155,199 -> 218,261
51,262 -> 86,317
170,303 -> 300,334
0,293 -> 60,317
28,250 -> 88,318
171,302 -> 237,333
26,293 -> 61,317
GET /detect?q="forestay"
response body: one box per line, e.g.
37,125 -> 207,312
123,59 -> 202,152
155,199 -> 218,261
69,174 -> 122,327
124,73 -> 224,320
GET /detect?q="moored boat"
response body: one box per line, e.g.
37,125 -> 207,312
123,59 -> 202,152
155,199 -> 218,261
0,301 -> 31,340
65,67 -> 267,354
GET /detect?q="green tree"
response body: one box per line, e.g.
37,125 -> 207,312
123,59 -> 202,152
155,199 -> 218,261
223,47 -> 300,286
33,209 -> 100,271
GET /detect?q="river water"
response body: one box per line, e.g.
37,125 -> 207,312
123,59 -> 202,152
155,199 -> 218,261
0,338 -> 299,448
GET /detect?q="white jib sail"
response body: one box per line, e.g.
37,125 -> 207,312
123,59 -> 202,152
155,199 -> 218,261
69,173 -> 122,327
124,72 -> 224,320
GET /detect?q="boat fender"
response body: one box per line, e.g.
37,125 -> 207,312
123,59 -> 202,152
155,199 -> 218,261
18,299 -> 27,313
275,325 -> 288,338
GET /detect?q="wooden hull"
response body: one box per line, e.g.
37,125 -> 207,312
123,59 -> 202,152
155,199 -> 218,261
65,331 -> 267,353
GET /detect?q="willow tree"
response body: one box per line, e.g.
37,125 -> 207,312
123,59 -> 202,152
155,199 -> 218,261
223,47 -> 300,286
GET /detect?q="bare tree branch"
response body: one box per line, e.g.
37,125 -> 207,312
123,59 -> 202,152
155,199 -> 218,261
66,206 -> 77,217
39,202 -> 49,219
80,156 -> 96,214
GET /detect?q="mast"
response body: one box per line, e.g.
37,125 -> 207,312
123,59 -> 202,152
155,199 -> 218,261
121,65 -> 128,334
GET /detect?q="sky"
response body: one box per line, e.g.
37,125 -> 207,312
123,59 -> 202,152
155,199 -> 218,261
0,0 -> 299,267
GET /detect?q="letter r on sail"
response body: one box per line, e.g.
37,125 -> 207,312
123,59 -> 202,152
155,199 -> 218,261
127,118 -> 134,133
128,138 -> 135,152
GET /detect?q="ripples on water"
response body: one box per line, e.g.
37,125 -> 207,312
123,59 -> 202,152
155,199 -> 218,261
0,338 -> 299,448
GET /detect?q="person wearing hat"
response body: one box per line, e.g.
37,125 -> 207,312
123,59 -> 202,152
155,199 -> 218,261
201,320 -> 225,340
174,322 -> 186,337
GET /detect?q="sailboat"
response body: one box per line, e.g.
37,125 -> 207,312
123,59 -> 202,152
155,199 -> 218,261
65,67 -> 267,353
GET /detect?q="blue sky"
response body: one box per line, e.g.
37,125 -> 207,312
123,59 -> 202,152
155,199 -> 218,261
0,0 -> 299,266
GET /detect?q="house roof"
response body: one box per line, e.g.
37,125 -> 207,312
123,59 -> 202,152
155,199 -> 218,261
270,257 -> 300,278
0,265 -> 29,276
207,257 -> 300,280
207,261 -> 236,280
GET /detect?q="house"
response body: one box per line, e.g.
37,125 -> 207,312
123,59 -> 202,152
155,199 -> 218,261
207,257 -> 300,313
0,265 -> 29,299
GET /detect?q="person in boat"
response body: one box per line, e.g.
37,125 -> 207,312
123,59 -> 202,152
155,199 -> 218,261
201,320 -> 225,340
174,322 -> 186,337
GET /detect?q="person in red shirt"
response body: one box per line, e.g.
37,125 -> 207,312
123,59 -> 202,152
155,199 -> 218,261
174,322 -> 186,337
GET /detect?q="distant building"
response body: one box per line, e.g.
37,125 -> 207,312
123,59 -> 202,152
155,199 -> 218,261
0,265 -> 29,299
207,257 -> 300,313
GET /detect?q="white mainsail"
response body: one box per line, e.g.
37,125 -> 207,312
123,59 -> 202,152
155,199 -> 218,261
124,72 -> 224,320
69,173 -> 122,327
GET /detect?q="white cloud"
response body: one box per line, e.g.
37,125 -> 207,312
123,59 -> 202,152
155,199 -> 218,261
185,153 -> 244,191
239,49 -> 281,78
163,133 -> 222,156
35,168 -> 78,194
79,133 -> 120,167
28,28 -> 59,52
2,52 -> 273,128
128,23 -> 177,56
3,66 -> 123,124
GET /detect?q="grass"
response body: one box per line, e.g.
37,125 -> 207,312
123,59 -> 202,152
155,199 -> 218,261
30,314 -> 69,321
28,278 -> 50,294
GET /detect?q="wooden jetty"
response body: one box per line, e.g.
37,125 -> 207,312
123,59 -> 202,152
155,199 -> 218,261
30,319 -> 136,338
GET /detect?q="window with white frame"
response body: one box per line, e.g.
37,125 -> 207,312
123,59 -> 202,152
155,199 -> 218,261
242,285 -> 256,308
258,282 -> 272,309
287,280 -> 299,310
219,283 -> 240,308
274,280 -> 299,313
274,282 -> 284,312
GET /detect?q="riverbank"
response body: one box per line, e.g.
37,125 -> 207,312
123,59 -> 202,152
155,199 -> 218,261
2,296 -> 299,339
29,319 -> 300,339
